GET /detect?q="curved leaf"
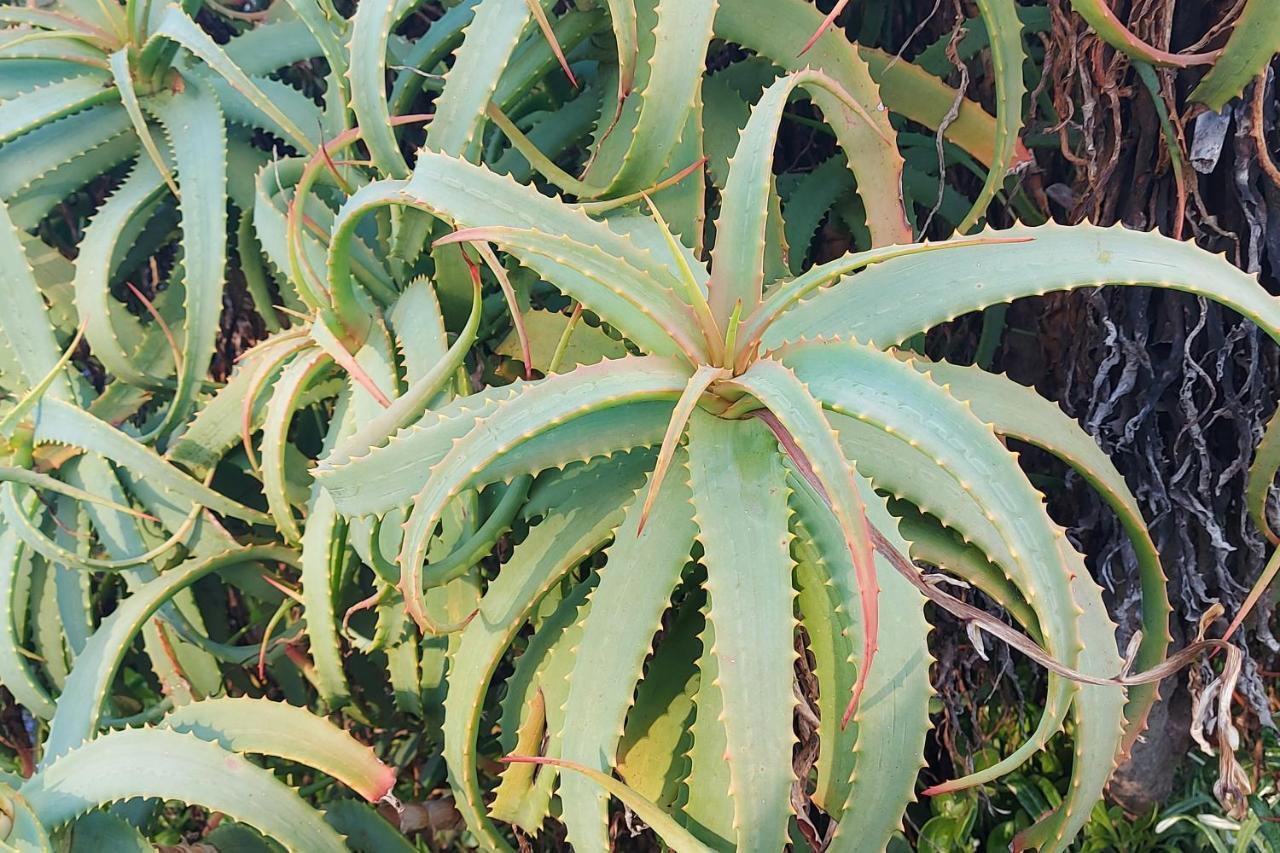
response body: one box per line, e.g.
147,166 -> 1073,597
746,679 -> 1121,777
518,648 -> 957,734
32,399 -> 271,524
41,545 -> 297,765
160,697 -> 395,802
957,0 -> 1024,232
349,0 -> 411,178
146,77 -> 229,436
442,458 -> 648,850
0,75 -> 117,145
782,341 -> 1082,790
920,358 -> 1166,749
146,6 -> 313,153
1190,0 -> 1280,110
725,358 -> 877,723
21,727 -> 345,852
396,357 -> 689,630
70,160 -> 169,389
790,476 -> 933,848
715,0 -> 1021,171
710,69 -> 910,325
423,0 -> 531,157
559,449 -> 697,851
767,223 -> 1280,350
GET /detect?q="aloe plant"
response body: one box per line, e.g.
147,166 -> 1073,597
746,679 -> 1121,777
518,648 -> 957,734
0,186 -> 420,847
312,44 -> 1280,847
0,0 -> 337,438
1,0 -> 1277,849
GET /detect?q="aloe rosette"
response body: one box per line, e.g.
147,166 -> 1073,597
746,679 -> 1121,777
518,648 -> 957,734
311,51 -> 1280,849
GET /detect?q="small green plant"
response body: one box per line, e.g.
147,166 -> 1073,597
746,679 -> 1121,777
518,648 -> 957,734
0,0 -> 333,436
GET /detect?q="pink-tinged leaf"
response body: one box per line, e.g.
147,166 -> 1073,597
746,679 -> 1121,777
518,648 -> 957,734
1071,0 -> 1220,67
460,240 -> 533,380
638,365 -> 728,534
161,697 -> 399,803
1225,546 -> 1280,641
240,336 -> 312,475
312,320 -> 392,407
751,407 -> 876,726
799,0 -> 850,56
524,0 -> 578,87
727,360 -> 878,728
125,281 -> 182,373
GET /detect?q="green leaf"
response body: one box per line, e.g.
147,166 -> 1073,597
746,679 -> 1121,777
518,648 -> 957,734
495,309 -> 628,373
895,505 -> 1038,636
709,69 -> 910,325
767,223 -> 1280,350
1068,0 -> 1220,68
791,519 -> 857,815
146,6 -> 313,153
714,0 -> 1016,174
387,0 -> 477,116
1191,0 -> 1280,110
147,77 -> 229,436
782,341 -> 1081,790
957,0 -> 1024,232
160,697 -> 395,802
392,358 -> 689,630
164,329 -> 317,475
7,131 -> 140,230
442,458 -> 648,851
300,487 -> 351,708
686,411 -> 796,852
0,75 -> 118,145
278,0 -> 348,92
59,811 -> 149,852
62,455 -> 224,699
791,477 -> 933,847
349,0 -> 411,178
0,196 -> 74,400
0,779 -> 53,851
70,160 -> 169,389
604,0 -> 638,99
108,49 -> 176,196
32,399 -> 271,525
559,449 -> 697,852
223,19 -> 324,75
1247,412 -> 1280,546
726,358 -> 877,724
583,0 -> 716,196
21,727 -> 346,852
492,576 -> 594,830
330,157 -> 702,358
507,756 -> 714,853
780,156 -> 852,275
920,359 -> 1166,749
423,0 -> 532,157
0,528 -> 55,718
205,72 -> 323,146
681,609 -> 733,850
436,225 -> 705,359
616,599 -> 700,808
0,105 -> 131,204
261,348 -> 332,542
1012,540 -> 1127,853
322,800 -> 416,853
318,383 -> 520,514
